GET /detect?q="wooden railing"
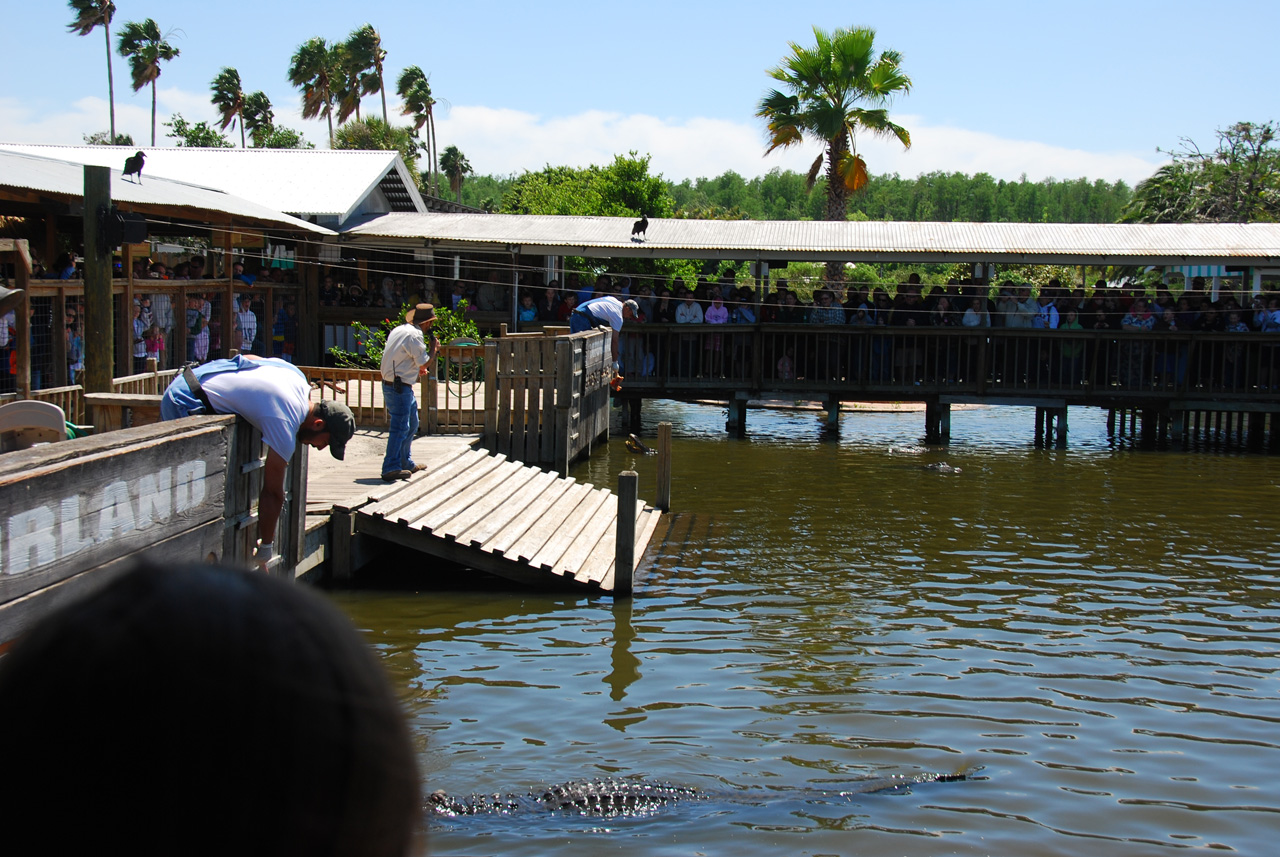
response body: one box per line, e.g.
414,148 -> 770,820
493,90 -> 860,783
617,323 -> 1280,403
0,366 -> 180,428
302,366 -> 387,427
426,343 -> 486,434
483,329 -> 611,471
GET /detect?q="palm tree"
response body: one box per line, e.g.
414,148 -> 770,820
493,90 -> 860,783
346,24 -> 388,124
397,65 -> 438,196
117,18 -> 180,146
210,67 -> 246,147
757,26 -> 912,228
439,145 -> 472,204
288,37 -> 340,146
67,0 -> 118,144
243,91 -> 274,148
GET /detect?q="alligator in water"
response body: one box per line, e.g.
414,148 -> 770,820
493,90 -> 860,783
428,772 -> 973,818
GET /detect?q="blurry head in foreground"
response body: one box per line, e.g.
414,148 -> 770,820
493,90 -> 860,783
0,561 -> 421,857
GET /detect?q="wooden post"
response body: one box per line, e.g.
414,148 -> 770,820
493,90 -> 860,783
1055,406 -> 1068,448
1034,406 -> 1045,444
331,506 -> 355,581
614,470 -> 637,598
283,444 -> 308,576
656,421 -> 672,513
52,289 -> 68,387
83,166 -> 112,394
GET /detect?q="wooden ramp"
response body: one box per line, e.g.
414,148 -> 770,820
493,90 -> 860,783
339,446 -> 662,593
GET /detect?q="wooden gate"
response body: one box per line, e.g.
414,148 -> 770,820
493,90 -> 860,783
482,330 -> 612,471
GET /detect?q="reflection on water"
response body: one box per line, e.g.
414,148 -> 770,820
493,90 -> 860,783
333,402 -> 1280,857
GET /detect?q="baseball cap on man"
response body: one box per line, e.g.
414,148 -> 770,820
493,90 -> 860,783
315,400 -> 356,460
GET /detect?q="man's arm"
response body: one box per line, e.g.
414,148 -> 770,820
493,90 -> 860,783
258,448 -> 288,545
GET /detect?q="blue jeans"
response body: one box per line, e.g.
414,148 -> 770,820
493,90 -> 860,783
382,381 -> 418,475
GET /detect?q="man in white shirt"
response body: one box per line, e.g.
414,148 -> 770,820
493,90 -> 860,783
161,355 -> 355,568
380,303 -> 439,482
570,295 -> 638,365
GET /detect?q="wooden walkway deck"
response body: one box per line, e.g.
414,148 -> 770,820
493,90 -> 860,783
315,433 -> 661,593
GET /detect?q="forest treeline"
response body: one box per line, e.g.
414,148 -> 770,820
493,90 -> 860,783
458,168 -> 1133,224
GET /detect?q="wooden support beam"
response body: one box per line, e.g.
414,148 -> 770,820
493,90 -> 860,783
614,470 -> 637,599
83,166 -> 112,394
656,421 -> 672,513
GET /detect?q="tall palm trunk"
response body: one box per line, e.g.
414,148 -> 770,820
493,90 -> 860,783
824,135 -> 850,282
427,111 -> 438,196
379,78 -> 388,124
104,22 -> 116,142
150,80 -> 157,145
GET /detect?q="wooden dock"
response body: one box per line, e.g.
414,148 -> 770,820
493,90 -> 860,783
323,438 -> 661,593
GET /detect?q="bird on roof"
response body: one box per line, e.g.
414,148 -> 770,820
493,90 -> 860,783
631,214 -> 649,242
123,151 -> 146,184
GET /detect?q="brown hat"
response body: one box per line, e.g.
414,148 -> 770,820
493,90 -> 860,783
406,303 -> 435,324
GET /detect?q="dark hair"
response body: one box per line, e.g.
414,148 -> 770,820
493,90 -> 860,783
0,561 -> 421,856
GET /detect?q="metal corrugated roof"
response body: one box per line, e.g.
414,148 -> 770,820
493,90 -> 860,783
0,144 -> 425,223
340,212 -> 1280,266
0,149 -> 333,234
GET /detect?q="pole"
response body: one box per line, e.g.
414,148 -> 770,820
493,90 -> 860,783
83,166 -> 113,393
656,421 -> 672,512
615,470 -> 637,598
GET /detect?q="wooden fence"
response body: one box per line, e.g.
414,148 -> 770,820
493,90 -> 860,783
483,329 -> 612,471
426,342 -> 486,434
0,414 -> 306,644
0,366 -> 180,427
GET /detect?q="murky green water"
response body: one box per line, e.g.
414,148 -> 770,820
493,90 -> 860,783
333,402 -> 1280,856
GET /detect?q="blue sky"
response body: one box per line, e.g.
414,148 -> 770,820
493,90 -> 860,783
4,0 -> 1276,186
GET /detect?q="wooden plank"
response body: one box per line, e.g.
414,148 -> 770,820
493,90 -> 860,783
524,486 -> 614,573
413,459 -> 526,533
522,486 -> 611,568
359,447 -> 489,519
436,464 -> 542,541
539,338 -> 556,464
486,478 -> 591,558
452,468 -> 561,547
380,453 -> 507,528
0,517 -> 226,645
549,489 -> 617,574
0,423 -> 231,603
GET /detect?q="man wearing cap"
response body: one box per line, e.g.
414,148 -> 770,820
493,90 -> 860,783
380,303 -> 440,482
160,354 -> 356,568
570,295 -> 638,366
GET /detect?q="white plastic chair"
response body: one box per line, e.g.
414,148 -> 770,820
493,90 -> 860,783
0,400 -> 67,452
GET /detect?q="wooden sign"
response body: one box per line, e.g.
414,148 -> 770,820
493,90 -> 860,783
0,417 -> 235,641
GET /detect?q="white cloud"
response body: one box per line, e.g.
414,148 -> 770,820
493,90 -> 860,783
434,106 -> 1166,186
2,92 -> 1165,186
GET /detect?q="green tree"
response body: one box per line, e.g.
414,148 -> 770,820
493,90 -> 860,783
334,117 -> 418,173
242,90 -> 273,146
1123,122 -> 1280,223
210,67 -> 247,148
83,130 -> 134,146
288,37 -> 340,147
255,126 -> 313,150
329,302 -> 480,368
117,18 -> 180,146
397,65 -> 438,196
439,145 -> 473,203
757,25 -> 912,258
164,113 -> 232,148
67,0 -> 118,145
345,24 -> 388,124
